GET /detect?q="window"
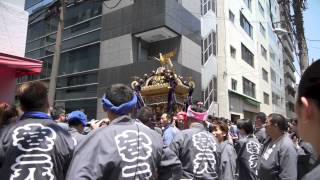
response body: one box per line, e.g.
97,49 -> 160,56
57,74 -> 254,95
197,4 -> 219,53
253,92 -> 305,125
57,72 -> 98,88
263,92 -> 270,105
229,10 -> 235,23
279,59 -> 281,66
59,43 -> 100,75
262,68 -> 268,82
260,23 -> 266,37
201,0 -> 215,15
240,12 -> 253,38
202,31 -> 216,65
243,0 -> 252,10
56,84 -> 97,101
271,68 -> 276,82
241,43 -> 254,67
70,21 -> 90,33
203,76 -> 217,108
64,1 -> 102,27
231,79 -> 237,91
212,0 -> 216,13
63,99 -> 97,120
261,45 -> 267,59
269,48 -> 275,61
272,92 -> 280,105
230,45 -> 236,58
287,102 -> 295,112
258,1 -> 265,17
243,77 -> 256,98
61,29 -> 100,51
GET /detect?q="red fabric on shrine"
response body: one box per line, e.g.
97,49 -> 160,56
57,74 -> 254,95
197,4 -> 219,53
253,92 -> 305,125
0,52 -> 42,77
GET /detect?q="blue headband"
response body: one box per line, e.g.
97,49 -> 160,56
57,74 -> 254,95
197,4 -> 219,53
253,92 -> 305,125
101,94 -> 137,115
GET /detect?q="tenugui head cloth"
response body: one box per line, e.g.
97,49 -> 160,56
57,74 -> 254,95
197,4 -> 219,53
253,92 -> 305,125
186,105 -> 208,121
101,94 -> 137,115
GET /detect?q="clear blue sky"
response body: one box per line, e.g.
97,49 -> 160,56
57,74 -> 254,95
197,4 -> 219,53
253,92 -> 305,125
304,0 -> 320,63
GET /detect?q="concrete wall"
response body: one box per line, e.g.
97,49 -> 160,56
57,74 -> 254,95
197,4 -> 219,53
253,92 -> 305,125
100,34 -> 133,69
216,0 -> 229,118
0,1 -> 28,56
4,0 -> 25,9
180,36 -> 201,73
101,0 -> 201,45
102,0 -> 134,14
179,0 -> 201,19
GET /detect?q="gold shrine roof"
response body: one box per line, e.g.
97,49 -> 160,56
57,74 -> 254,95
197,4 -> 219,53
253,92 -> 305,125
133,67 -> 194,97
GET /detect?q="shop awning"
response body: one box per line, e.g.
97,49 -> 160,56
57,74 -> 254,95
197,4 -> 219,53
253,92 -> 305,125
229,90 -> 261,107
0,52 -> 42,77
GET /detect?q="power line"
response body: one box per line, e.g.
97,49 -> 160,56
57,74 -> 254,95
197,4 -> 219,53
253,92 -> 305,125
103,0 -> 122,9
309,46 -> 320,49
307,38 -> 320,42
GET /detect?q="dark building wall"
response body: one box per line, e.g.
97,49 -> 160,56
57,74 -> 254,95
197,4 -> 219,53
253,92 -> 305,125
22,1 -> 103,119
101,0 -> 201,45
132,36 -> 181,63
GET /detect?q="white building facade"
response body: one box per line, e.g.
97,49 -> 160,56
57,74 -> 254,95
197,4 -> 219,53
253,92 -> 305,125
217,0 -> 286,120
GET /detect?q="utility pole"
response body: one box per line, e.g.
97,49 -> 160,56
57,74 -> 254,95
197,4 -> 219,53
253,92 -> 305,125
48,0 -> 66,107
293,0 -> 309,74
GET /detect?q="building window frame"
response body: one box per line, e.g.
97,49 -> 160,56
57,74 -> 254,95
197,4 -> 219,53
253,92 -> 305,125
240,12 -> 253,38
272,92 -> 280,105
202,31 -> 216,65
231,78 -> 237,91
262,68 -> 269,82
243,0 -> 252,10
229,10 -> 235,23
263,92 -> 269,105
241,43 -> 254,67
230,45 -> 236,58
203,76 -> 218,108
271,68 -> 276,83
201,0 -> 215,15
261,44 -> 267,59
258,1 -> 265,17
260,23 -> 266,37
243,77 -> 256,98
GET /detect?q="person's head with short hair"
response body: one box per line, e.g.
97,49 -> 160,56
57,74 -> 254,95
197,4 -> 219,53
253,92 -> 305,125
67,111 -> 87,133
137,106 -> 155,129
237,119 -> 254,136
52,107 -> 66,122
16,81 -> 49,113
101,84 -> 137,121
295,60 -> 320,154
255,112 -> 266,129
265,113 -> 287,141
288,118 -> 298,134
160,113 -> 171,127
0,103 -> 18,127
213,121 -> 229,143
206,115 -> 214,123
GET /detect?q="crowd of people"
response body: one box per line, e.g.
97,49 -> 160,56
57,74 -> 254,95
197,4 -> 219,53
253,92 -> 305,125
0,60 -> 320,179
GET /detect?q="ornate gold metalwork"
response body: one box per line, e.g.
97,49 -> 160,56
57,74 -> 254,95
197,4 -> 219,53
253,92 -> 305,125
132,50 -> 195,115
